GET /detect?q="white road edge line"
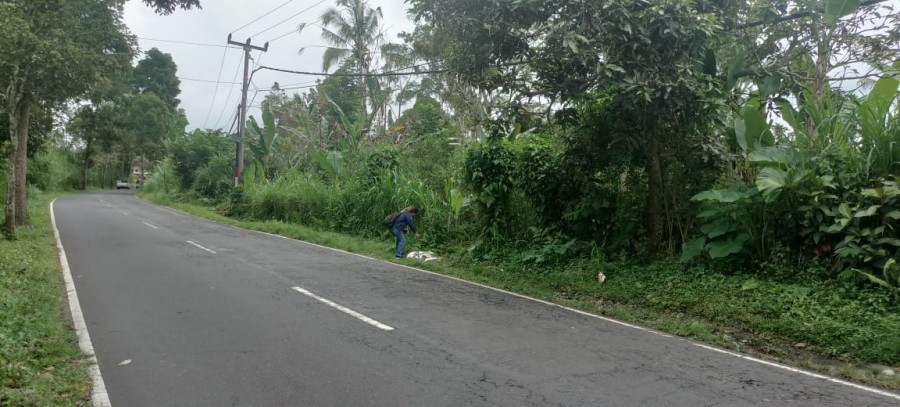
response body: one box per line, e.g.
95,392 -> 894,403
117,210 -> 128,216
51,200 -> 112,407
145,200 -> 900,401
692,343 -> 900,401
142,222 -> 158,229
292,286 -> 394,331
186,240 -> 217,254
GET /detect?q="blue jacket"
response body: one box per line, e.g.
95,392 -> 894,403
393,212 -> 416,233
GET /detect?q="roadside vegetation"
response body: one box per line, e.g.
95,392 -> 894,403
136,0 -> 900,388
1,1 -> 200,405
0,189 -> 90,406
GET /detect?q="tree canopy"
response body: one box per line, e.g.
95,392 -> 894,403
142,0 -> 200,15
133,48 -> 182,110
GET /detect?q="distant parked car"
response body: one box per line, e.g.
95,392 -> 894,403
115,180 -> 130,190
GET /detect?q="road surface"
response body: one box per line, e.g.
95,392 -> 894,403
53,192 -> 899,406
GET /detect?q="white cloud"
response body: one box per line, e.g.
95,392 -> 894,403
123,0 -> 415,131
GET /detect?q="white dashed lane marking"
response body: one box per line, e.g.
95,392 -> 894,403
292,286 -> 394,331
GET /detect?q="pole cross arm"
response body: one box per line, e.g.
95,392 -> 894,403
226,34 -> 269,52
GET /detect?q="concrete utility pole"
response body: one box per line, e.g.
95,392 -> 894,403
227,34 -> 268,186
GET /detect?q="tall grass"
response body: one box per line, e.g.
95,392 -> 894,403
237,168 -> 453,241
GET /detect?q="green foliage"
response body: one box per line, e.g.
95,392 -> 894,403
401,127 -> 459,190
443,177 -> 465,227
401,95 -> 447,142
246,102 -> 278,180
855,258 -> 900,301
132,48 -> 181,109
141,0 -> 200,15
857,71 -> 900,179
26,148 -> 80,192
309,150 -> 345,179
462,142 -> 517,237
231,168 -> 452,244
826,180 -> 900,274
126,93 -> 171,162
519,230 -> 576,267
685,187 -> 762,261
192,155 -> 233,200
170,129 -> 232,189
316,62 -> 360,125
142,157 -> 179,195
364,147 -> 399,182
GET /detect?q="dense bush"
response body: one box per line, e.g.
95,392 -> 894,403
170,129 -> 232,190
26,147 -> 80,192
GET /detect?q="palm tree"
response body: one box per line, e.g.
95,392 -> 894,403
303,0 -> 384,129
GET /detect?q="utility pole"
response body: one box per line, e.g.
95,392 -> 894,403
227,34 -> 268,186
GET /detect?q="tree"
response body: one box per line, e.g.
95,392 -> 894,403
409,0 -> 724,252
69,103 -> 124,189
125,93 -> 171,185
303,0 -> 385,128
721,0 -> 900,139
0,0 -> 133,237
142,0 -> 200,15
133,48 -> 182,110
317,61 -> 361,125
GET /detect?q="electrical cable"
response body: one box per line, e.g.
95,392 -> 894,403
202,47 -> 230,128
138,37 -> 238,49
179,76 -> 241,84
230,0 -> 296,35
212,55 -> 245,129
250,0 -> 327,38
258,63 -> 444,77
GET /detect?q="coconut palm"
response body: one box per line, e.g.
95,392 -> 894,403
302,0 -> 384,128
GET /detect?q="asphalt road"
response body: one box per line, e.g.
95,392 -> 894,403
54,192 -> 899,406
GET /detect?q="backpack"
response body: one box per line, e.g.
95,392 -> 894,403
383,211 -> 401,228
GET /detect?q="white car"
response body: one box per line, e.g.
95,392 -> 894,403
115,180 -> 130,190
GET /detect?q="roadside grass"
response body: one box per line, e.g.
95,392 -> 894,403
141,192 -> 900,390
0,190 -> 90,406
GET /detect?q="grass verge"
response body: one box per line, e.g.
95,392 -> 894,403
0,191 -> 90,406
141,192 -> 900,390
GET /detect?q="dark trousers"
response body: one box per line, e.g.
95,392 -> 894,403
390,227 -> 405,257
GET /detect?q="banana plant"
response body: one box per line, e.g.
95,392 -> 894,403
856,66 -> 900,178
246,102 -> 278,180
444,177 -> 466,227
309,149 -> 344,180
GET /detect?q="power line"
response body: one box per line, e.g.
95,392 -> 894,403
230,0 -> 296,34
268,28 -> 300,43
212,55 -> 246,129
179,76 -> 242,84
258,63 -> 443,77
226,106 -> 240,135
202,47 -> 231,128
251,0 -> 327,38
259,83 -> 318,92
266,22 -> 323,44
138,37 -> 239,49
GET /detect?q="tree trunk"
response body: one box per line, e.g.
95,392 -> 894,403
4,139 -> 17,237
140,150 -> 145,188
82,137 -> 93,190
14,103 -> 29,225
807,25 -> 832,142
645,133 -> 664,254
358,52 -> 368,140
5,76 -> 29,236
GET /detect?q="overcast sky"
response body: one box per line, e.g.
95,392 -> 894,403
123,0 -> 416,132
